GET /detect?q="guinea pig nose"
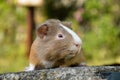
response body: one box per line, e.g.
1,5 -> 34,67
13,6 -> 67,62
75,43 -> 80,48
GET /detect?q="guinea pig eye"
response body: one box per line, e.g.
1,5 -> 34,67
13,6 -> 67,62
57,34 -> 64,39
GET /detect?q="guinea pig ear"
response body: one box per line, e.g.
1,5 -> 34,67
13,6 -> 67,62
62,22 -> 72,29
37,24 -> 49,39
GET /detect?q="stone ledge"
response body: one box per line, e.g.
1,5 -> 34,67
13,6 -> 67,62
0,66 -> 120,80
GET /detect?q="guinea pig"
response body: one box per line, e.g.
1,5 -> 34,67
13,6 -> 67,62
25,19 -> 85,71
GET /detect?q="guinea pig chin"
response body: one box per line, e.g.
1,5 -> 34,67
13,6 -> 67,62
65,52 -> 77,60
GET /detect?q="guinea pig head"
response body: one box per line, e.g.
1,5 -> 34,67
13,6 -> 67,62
36,19 -> 82,62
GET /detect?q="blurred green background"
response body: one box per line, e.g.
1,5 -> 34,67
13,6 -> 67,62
0,0 -> 120,73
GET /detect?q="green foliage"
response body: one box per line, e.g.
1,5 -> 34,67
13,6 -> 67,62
0,1 -> 26,31
0,43 -> 28,73
80,0 -> 120,65
83,16 -> 120,65
0,1 -> 27,73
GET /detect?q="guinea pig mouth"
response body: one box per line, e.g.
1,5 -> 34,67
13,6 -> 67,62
65,55 -> 75,60
65,52 -> 77,60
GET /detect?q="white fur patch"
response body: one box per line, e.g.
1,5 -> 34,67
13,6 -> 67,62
60,24 -> 82,45
25,63 -> 35,71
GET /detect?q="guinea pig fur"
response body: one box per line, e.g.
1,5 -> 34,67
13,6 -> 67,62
25,19 -> 85,71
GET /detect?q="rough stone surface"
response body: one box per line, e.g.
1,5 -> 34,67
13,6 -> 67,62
0,66 -> 120,80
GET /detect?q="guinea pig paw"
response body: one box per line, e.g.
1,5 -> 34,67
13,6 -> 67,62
24,66 -> 33,71
24,64 -> 35,71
